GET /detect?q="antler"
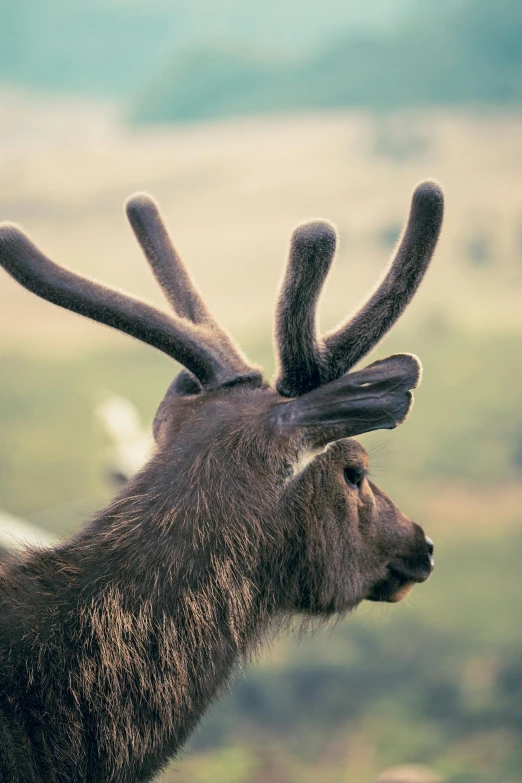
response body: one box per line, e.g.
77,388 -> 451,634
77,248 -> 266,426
125,193 -> 262,393
0,182 -> 442,398
275,220 -> 337,397
275,181 -> 444,397
126,194 -> 210,324
0,201 -> 261,391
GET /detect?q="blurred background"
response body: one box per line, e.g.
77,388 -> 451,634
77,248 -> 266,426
1,1 -> 521,781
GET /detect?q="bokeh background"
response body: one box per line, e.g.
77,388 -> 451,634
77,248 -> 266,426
1,1 -> 522,781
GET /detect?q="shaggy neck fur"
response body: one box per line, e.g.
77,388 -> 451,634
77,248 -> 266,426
0,420 -> 283,783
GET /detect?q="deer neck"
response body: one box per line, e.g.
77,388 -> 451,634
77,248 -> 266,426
5,451 -> 277,782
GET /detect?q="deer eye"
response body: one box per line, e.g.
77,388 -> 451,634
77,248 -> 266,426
344,467 -> 365,490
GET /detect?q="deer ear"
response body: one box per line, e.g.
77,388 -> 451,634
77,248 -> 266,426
271,354 -> 421,450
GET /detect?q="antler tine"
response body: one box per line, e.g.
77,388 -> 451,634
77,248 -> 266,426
0,224 -> 259,390
275,220 -> 337,397
322,180 -> 444,382
125,193 -> 209,324
125,192 -> 262,391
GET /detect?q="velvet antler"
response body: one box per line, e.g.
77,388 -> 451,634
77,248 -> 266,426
275,181 -> 444,397
0,206 -> 261,391
125,193 -> 261,395
275,220 -> 337,397
126,193 -> 210,325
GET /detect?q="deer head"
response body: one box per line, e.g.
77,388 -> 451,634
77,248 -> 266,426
0,181 -> 442,615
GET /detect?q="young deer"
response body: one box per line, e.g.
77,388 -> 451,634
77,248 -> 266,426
0,180 -> 443,783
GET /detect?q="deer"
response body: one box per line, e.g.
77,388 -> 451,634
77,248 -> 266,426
0,179 -> 443,783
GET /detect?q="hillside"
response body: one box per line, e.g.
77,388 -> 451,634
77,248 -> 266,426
133,0 -> 522,123
3,0 -> 522,125
0,0 -> 408,96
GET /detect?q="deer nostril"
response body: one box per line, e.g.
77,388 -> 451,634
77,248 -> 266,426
425,536 -> 435,567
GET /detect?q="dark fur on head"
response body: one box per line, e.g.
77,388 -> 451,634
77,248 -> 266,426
0,181 -> 443,782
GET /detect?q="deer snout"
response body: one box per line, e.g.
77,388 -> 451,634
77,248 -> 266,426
366,527 -> 434,603
390,525 -> 434,584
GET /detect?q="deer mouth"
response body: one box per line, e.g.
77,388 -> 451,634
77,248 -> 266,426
366,563 -> 432,603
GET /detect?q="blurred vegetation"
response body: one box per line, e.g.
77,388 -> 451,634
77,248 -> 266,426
1,322 -> 521,781
131,0 -> 522,123
2,1 -> 522,125
0,0 -> 407,97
